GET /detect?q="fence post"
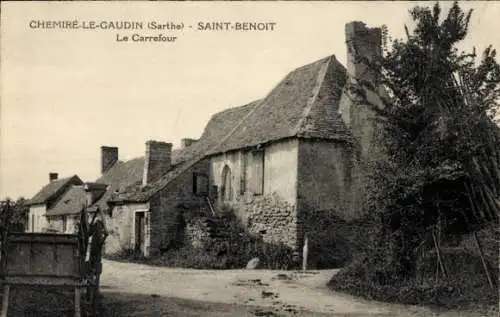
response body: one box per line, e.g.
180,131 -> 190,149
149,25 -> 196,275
302,235 -> 308,271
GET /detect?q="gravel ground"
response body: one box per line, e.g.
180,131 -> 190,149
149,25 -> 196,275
0,259 -> 496,317
97,260 -> 496,317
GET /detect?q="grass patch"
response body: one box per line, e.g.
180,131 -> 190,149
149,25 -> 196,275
106,238 -> 295,270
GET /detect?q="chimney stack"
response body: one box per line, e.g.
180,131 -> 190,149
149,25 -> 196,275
181,138 -> 198,149
342,21 -> 384,161
341,21 -> 382,127
49,173 -> 58,182
345,21 -> 382,86
142,140 -> 173,186
101,146 -> 118,174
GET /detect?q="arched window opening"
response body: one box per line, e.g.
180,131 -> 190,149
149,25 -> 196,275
221,165 -> 233,201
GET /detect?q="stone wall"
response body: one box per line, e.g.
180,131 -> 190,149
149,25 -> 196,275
209,139 -> 300,250
103,160 -> 211,257
184,218 -> 211,248
103,202 -> 149,255
149,159 -> 211,254
219,192 -> 298,250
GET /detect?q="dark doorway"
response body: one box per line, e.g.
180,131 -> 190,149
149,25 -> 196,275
135,212 -> 146,255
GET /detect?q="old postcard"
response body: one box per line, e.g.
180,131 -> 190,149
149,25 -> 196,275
1,1 -> 499,317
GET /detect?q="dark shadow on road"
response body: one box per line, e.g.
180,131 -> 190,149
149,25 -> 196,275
100,291 -> 270,317
99,291 -> 346,317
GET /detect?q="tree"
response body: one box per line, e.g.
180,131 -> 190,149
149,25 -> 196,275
357,2 -> 500,278
0,197 -> 29,238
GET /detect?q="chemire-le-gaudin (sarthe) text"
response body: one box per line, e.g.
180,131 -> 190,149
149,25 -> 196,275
28,20 -> 278,43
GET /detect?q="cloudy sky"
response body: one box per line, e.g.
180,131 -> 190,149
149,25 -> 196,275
1,1 -> 499,199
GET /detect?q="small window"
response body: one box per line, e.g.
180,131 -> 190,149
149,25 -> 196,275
193,173 -> 209,196
240,153 -> 249,195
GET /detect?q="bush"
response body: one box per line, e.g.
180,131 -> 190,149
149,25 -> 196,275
300,209 -> 380,269
329,224 -> 499,311
104,248 -> 148,263
144,238 -> 295,270
106,206 -> 296,270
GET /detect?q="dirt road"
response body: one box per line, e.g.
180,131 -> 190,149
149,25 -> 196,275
99,259 -> 495,317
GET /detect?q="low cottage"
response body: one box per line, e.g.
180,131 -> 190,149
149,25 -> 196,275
26,175 -> 106,233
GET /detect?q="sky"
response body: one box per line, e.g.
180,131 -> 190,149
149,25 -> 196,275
1,1 -> 499,200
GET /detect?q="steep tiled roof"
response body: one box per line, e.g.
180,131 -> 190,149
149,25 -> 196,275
110,55 -> 354,203
109,158 -> 200,203
108,102 -> 258,203
28,175 -> 83,206
89,157 -> 144,211
88,149 -> 187,209
173,101 -> 260,164
207,55 -> 353,155
46,185 -> 87,216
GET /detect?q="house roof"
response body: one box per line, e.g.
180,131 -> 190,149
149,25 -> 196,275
87,148 -> 189,210
109,158 -> 200,203
30,56 -> 356,208
107,101 -> 258,203
108,55 -> 355,204
206,55 -> 353,155
28,175 -> 83,206
173,100 -> 260,163
89,157 -> 145,211
46,185 -> 87,216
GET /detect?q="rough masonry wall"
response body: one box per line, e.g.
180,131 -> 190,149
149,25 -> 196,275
103,202 -> 149,255
149,159 -> 210,254
210,139 -> 300,250
229,193 -> 298,249
184,219 -> 210,248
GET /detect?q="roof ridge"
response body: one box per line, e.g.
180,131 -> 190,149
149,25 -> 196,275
209,99 -> 264,152
114,156 -> 202,202
207,57 -> 334,153
294,56 -> 332,135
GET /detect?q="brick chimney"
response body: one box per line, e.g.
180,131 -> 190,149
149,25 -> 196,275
181,138 -> 198,149
49,173 -> 58,182
345,21 -> 382,85
101,146 -> 118,174
142,140 -> 173,186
